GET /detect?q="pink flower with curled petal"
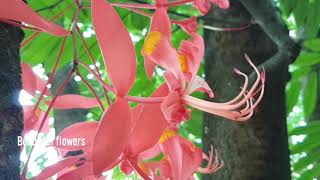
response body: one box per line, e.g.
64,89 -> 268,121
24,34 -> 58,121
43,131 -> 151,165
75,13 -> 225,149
161,53 -> 265,124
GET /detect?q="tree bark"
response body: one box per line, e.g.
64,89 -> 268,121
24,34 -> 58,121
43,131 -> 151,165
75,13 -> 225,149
0,23 -> 24,180
202,0 -> 299,179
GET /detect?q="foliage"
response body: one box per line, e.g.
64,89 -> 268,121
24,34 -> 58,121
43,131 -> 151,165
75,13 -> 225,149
279,0 -> 320,179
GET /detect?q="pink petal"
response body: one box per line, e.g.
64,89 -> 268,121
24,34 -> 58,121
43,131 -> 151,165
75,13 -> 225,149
143,160 -> 173,179
53,121 -> 99,151
178,137 -> 202,179
51,94 -> 101,109
185,75 -> 214,98
193,0 -> 212,15
92,0 -> 136,96
160,136 -> 183,180
179,33 -> 204,82
21,63 -> 50,96
163,71 -> 184,92
142,7 -> 183,80
161,92 -> 190,123
58,163 -> 94,180
0,0 -> 69,36
92,98 -> 132,175
138,144 -> 161,161
120,160 -> 134,175
174,17 -> 198,35
23,106 -> 50,135
211,0 -> 230,9
144,56 -> 156,80
150,7 -> 172,39
127,84 -> 169,155
30,154 -> 86,180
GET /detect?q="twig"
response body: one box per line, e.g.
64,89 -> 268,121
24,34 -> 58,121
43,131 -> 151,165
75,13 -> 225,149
35,0 -> 65,12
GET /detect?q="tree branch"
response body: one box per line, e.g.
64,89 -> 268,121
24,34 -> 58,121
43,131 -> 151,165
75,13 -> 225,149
35,0 -> 64,12
238,0 -> 301,80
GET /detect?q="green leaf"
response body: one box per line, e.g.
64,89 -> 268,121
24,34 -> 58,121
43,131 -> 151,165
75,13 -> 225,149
304,39 -> 320,52
294,52 -> 320,67
286,79 -> 301,115
293,150 -> 320,171
299,163 -> 320,180
303,72 -> 318,118
289,120 -> 320,135
306,0 -> 320,38
291,134 -> 320,154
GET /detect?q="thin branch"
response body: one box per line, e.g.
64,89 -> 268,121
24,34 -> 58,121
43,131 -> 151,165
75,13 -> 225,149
35,0 -> 65,12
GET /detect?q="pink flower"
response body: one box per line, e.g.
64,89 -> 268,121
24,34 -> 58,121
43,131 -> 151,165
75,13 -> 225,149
139,129 -> 223,179
161,54 -> 265,124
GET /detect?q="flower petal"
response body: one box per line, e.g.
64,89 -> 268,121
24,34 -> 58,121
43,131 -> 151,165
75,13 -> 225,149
53,121 -> 98,151
185,75 -> 214,98
51,94 -> 101,109
0,0 -> 69,36
127,84 -> 169,155
211,0 -> 230,9
160,136 -> 183,180
23,106 -> 50,135
92,98 -> 132,175
21,63 -> 50,96
58,163 -> 94,180
150,7 -> 172,39
31,154 -> 86,180
194,0 -> 212,15
179,33 -> 204,82
144,56 -> 156,80
92,0 -> 136,96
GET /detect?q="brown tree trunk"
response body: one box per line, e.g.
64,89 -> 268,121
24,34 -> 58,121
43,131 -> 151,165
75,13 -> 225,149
202,0 -> 300,179
0,23 -> 24,180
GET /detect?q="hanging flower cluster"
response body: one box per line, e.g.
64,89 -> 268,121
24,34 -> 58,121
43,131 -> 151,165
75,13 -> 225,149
1,0 -> 265,179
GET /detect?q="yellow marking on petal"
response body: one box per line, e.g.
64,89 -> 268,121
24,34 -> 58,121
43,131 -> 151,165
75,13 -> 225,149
159,129 -> 176,143
35,108 -> 41,119
142,31 -> 162,56
138,163 -> 147,173
178,53 -> 188,73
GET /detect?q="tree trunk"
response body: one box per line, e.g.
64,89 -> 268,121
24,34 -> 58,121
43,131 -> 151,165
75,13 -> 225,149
0,23 -> 24,180
203,0 -> 299,179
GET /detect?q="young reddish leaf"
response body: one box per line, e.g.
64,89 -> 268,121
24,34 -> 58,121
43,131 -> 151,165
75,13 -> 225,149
53,121 -> 99,151
92,98 -> 132,175
50,94 -> 101,109
21,63 -> 51,96
30,154 -> 86,180
92,0 -> 136,96
0,0 -> 69,36
127,84 -> 169,155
